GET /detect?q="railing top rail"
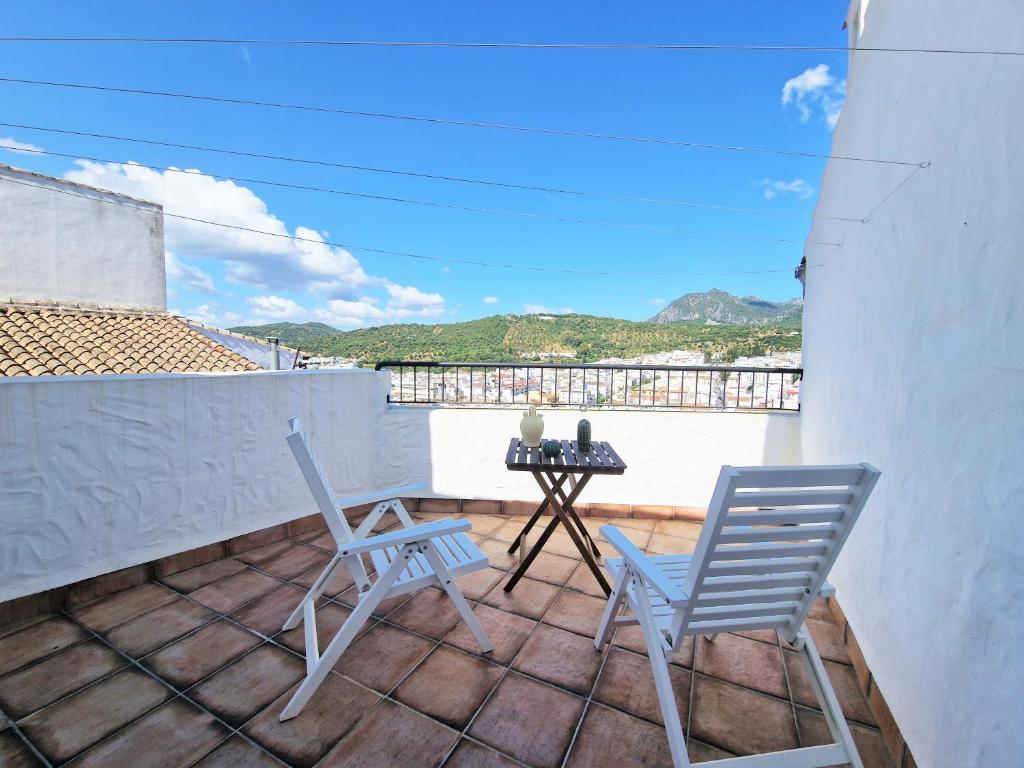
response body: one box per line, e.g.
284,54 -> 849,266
374,360 -> 802,374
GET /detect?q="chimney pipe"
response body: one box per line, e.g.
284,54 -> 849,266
267,337 -> 280,371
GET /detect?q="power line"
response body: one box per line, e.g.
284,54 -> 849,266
1,142 -> 842,245
0,121 -> 862,222
1,37 -> 1022,56
0,76 -> 925,167
0,173 -> 805,278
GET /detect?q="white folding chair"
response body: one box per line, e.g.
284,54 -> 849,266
279,417 -> 494,720
594,463 -> 881,768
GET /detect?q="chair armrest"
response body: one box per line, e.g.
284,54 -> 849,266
601,525 -> 689,607
336,482 -> 428,511
338,518 -> 470,557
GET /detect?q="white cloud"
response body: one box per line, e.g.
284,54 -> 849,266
165,252 -> 217,295
181,304 -> 243,327
0,136 -> 45,155
247,295 -> 307,320
649,297 -> 666,305
524,304 -> 575,315
781,64 -> 846,129
384,283 -> 445,318
483,296 -> 499,304
759,178 -> 815,201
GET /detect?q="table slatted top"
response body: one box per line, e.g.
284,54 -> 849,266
505,438 -> 627,474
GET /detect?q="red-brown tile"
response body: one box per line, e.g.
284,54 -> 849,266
524,551 -> 579,585
0,730 -> 42,767
565,702 -> 675,768
291,559 -> 366,598
65,698 -> 227,768
443,603 -> 537,664
541,530 -> 589,560
690,675 -> 799,756
319,699 -> 458,768
476,538 -> 518,570
444,739 -> 523,768
588,503 -> 631,519
784,650 -> 875,725
276,601 -> 354,655
160,558 -> 247,593
244,673 -> 380,767
154,543 -> 227,579
806,618 -> 852,664
71,583 -> 178,633
19,668 -> 172,763
67,564 -> 154,606
191,736 -> 285,767
334,622 -> 434,693
593,646 -> 690,725
418,498 -> 460,515
646,532 -> 697,556
399,497 -> 420,513
256,545 -> 330,581
481,577 -> 559,620
796,707 -> 894,768
227,524 -> 289,557
0,611 -> 54,641
688,739 -> 734,762
868,679 -> 903,761
288,514 -> 326,538
385,588 -> 462,639
630,504 -> 676,520
190,645 -> 305,726
394,645 -> 503,728
672,507 -> 707,523
827,596 -> 849,636
306,531 -> 336,551
845,625 -> 871,692
142,620 -> 260,688
654,519 -> 704,540
696,632 -> 789,699
0,617 -> 87,676
513,623 -> 603,695
544,590 -> 607,637
106,599 -> 216,657
234,539 -> 293,566
0,640 -> 126,718
454,567 -> 505,600
491,518 -> 531,544
807,597 -> 832,623
566,561 -> 612,597
230,583 -> 307,637
459,503 -> 503,521
470,672 -> 585,768
190,569 -> 281,613
586,521 -> 652,548
612,625 -> 695,667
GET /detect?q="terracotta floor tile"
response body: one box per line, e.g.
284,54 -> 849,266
513,623 -> 603,695
276,601 -> 354,655
334,622 -> 434,693
593,646 -> 690,725
0,617 -> 87,676
646,532 -> 697,556
784,650 -> 876,725
395,645 -> 503,728
544,590 -> 607,637
443,738 -> 524,768
235,540 -> 293,565
807,598 -> 832,623
523,551 -> 579,585
454,567 -> 506,600
0,612 -> 52,641
470,672 -> 585,768
106,599 -> 216,657
0,640 -> 127,718
565,702 -> 675,768
190,569 -> 281,613
230,583 -> 307,636
385,588 -> 464,640
142,620 -> 260,688
654,520 -> 704,540
481,577 -> 560,620
64,698 -> 227,768
19,668 -> 172,763
71,583 -> 179,633
306,531 -> 336,550
191,736 -> 285,767
689,675 -> 799,756
543,530 -> 590,560
796,706 -> 893,768
612,626 -> 695,667
291,558 -> 367,598
688,739 -> 735,762
0,730 -> 40,767
590,521 -> 653,549
443,603 -> 536,664
319,699 -> 458,768
335,585 -> 411,617
256,545 -> 330,581
566,561 -> 612,597
160,559 -> 247,593
491,518 -> 528,544
734,628 -> 781,645
458,513 -> 506,537
190,644 -> 305,727
476,538 -> 518,571
695,632 -> 789,699
806,618 -> 852,664
243,673 -> 380,767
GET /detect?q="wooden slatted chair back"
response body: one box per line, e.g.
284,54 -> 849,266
671,464 -> 880,646
286,417 -> 355,548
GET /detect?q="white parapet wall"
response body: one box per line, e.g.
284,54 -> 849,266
800,1 -> 1024,765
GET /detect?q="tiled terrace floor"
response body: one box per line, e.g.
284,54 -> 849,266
0,512 -> 893,768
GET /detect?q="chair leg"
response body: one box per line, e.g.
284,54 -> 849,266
283,555 -> 343,631
421,543 -> 494,653
632,576 -> 691,768
797,627 -> 865,768
594,564 -> 628,650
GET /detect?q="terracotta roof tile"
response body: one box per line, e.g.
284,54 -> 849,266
0,307 -> 261,377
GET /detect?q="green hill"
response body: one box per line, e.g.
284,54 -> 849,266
230,313 -> 800,365
650,288 -> 803,325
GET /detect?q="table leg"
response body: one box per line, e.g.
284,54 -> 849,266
507,473 -> 570,555
534,474 -> 611,595
543,470 -> 602,558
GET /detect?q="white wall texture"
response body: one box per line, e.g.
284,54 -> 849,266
802,1 -> 1024,765
0,165 -> 166,310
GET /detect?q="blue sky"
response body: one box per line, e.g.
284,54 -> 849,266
0,1 -> 851,328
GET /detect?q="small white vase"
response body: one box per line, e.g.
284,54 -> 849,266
520,405 -> 544,447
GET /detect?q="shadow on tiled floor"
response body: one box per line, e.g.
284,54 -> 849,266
0,513 -> 893,768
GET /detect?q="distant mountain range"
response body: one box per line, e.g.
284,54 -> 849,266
649,289 -> 803,325
229,290 -> 801,364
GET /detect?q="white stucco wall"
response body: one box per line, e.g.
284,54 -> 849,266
802,2 -> 1024,765
0,165 -> 166,310
0,370 -> 393,601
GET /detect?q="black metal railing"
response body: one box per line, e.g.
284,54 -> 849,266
374,361 -> 802,411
